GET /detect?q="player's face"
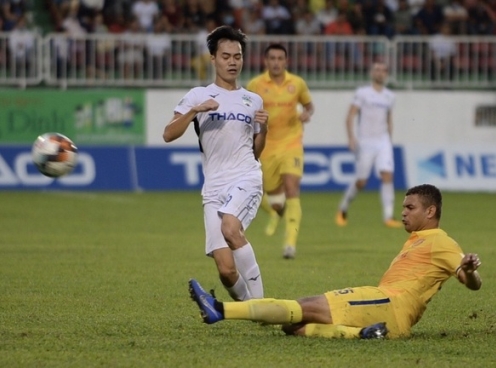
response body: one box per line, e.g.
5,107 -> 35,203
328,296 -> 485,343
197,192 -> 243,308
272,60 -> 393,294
370,63 -> 388,85
265,49 -> 287,77
212,40 -> 243,84
401,194 -> 431,233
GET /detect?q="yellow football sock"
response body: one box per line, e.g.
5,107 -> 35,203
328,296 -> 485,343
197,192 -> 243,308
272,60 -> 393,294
260,193 -> 277,216
284,198 -> 302,247
304,323 -> 362,339
224,299 -> 303,324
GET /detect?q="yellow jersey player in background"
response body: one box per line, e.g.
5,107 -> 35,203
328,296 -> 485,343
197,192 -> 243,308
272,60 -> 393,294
247,44 -> 315,259
189,184 -> 482,339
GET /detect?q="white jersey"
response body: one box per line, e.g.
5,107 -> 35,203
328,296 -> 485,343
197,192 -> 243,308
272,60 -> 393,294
352,85 -> 395,141
174,83 -> 264,195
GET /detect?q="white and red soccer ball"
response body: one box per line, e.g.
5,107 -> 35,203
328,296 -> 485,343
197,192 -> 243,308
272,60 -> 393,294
31,133 -> 78,178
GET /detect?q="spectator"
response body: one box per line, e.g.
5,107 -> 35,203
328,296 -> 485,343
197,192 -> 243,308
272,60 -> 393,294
242,7 -> 266,35
324,9 -> 357,67
428,22 -> 456,80
61,4 -> 86,36
442,0 -> 468,34
385,0 -> 400,12
8,15 -> 35,76
465,0 -> 495,35
1,0 -> 27,31
366,0 -> 395,37
228,0 -> 244,28
107,12 -> 126,33
408,0 -> 425,15
160,0 -> 183,31
413,0 -> 444,34
191,17 -> 217,83
394,0 -> 414,34
295,8 -> 322,35
316,0 -> 338,31
131,0 -> 159,33
92,12 -> 112,79
295,7 -> 322,57
183,0 -> 206,31
78,0 -> 104,33
347,2 -> 367,34
118,18 -> 144,79
261,0 -> 293,34
290,0 -> 309,19
324,9 -> 353,35
146,17 -> 172,78
309,0 -> 326,13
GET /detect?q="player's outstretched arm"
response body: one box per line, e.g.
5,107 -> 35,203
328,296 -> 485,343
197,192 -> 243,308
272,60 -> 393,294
163,99 -> 219,142
457,253 -> 482,291
346,105 -> 359,152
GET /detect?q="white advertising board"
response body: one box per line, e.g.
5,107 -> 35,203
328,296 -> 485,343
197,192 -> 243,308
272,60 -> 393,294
146,90 -> 496,146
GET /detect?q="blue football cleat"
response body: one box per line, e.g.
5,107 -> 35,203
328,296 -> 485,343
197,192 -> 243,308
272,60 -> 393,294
360,322 -> 388,339
188,279 -> 224,324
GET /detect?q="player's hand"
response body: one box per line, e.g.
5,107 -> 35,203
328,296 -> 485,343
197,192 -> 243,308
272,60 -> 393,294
254,109 -> 269,126
193,99 -> 219,113
348,139 -> 358,152
461,253 -> 481,274
299,111 -> 312,123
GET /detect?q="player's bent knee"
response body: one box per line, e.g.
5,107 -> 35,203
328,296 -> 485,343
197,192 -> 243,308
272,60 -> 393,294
217,266 -> 238,285
356,180 -> 367,189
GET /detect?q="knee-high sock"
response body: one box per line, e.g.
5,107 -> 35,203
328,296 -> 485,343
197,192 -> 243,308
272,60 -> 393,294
380,182 -> 395,221
233,243 -> 263,298
225,274 -> 252,301
224,299 -> 303,324
284,198 -> 302,248
304,323 -> 362,339
339,183 -> 358,212
260,193 -> 277,216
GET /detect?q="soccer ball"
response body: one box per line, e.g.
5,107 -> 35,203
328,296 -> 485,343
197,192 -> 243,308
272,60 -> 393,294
32,133 -> 78,178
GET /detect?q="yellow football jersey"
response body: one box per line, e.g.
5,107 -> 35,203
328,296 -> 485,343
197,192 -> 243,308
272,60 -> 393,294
247,71 -> 312,154
379,229 -> 464,327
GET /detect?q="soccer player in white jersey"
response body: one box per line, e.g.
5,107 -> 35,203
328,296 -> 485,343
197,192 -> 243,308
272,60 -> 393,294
335,62 -> 402,228
163,26 -> 269,301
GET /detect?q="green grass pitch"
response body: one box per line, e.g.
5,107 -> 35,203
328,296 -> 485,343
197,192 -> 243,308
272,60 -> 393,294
1,191 -> 495,367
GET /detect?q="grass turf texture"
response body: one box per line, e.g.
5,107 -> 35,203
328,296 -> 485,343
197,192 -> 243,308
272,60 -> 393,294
1,191 -> 495,367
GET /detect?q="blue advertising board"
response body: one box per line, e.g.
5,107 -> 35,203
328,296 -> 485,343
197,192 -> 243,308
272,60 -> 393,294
0,146 -> 135,190
0,146 -> 407,191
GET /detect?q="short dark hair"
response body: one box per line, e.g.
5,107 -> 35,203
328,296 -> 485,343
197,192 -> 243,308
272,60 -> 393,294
406,184 -> 442,219
206,26 -> 247,56
264,43 -> 287,58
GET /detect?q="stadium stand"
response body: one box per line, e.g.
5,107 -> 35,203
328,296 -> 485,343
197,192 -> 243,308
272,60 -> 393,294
0,0 -> 494,88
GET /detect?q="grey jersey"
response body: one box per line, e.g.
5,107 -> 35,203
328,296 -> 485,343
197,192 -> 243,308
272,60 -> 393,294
174,83 -> 264,194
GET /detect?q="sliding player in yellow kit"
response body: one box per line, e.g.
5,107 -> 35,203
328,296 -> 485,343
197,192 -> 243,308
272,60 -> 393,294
247,44 -> 315,259
189,184 -> 482,339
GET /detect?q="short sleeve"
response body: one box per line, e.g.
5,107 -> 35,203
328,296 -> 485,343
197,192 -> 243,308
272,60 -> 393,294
351,88 -> 364,108
174,88 -> 200,115
298,79 -> 312,106
432,240 -> 464,277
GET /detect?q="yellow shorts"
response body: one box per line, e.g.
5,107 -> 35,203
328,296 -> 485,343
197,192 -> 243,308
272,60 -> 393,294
260,148 -> 304,192
324,286 -> 410,338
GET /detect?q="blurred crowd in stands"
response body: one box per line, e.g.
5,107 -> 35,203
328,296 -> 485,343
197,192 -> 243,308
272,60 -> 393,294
0,0 -> 494,82
1,0 -> 494,37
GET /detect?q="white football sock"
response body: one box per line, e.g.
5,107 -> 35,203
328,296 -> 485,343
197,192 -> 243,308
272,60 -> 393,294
339,182 -> 358,212
381,182 -> 395,220
226,274 -> 252,301
233,243 -> 264,299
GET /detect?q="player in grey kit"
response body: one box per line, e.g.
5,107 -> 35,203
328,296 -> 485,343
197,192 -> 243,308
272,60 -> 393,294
163,26 -> 269,301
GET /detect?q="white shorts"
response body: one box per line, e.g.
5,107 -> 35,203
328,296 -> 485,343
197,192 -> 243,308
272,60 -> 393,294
202,179 -> 262,256
355,136 -> 394,180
